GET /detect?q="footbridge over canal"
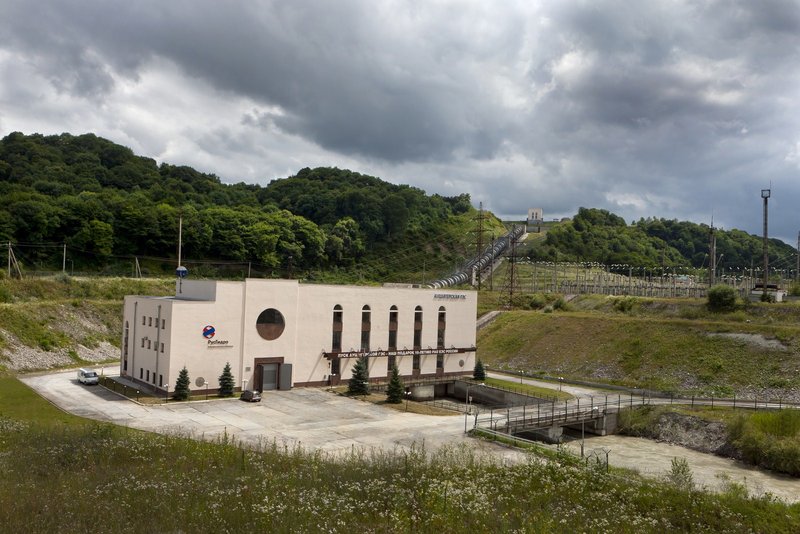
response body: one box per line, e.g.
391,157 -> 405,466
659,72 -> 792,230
474,404 -> 619,443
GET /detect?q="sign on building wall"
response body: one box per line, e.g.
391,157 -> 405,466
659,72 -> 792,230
202,324 -> 233,347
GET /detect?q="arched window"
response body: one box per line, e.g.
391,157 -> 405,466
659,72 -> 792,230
413,306 -> 423,371
387,305 -> 398,370
388,305 -> 398,350
437,306 -> 446,349
413,306 -> 423,349
436,306 -> 446,370
361,305 -> 371,352
331,305 -> 343,353
123,321 -> 129,372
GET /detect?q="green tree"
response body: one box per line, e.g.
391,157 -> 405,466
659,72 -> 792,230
218,362 -> 235,397
347,357 -> 370,396
473,359 -> 486,381
707,284 -> 737,312
71,219 -> 114,260
386,365 -> 404,404
173,366 -> 191,401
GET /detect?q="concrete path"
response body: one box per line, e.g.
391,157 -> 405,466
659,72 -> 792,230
487,371 -> 604,397
20,367 -> 524,463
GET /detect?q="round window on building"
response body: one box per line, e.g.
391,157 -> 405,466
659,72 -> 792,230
256,308 -> 285,340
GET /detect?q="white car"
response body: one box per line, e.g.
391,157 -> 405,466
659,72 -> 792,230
77,368 -> 99,385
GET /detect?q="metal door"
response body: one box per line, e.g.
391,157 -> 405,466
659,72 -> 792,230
261,363 -> 278,391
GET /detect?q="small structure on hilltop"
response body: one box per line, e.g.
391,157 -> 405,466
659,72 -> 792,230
526,208 -> 543,233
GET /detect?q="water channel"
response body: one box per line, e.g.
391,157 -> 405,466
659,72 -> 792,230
483,373 -> 800,501
559,434 -> 800,503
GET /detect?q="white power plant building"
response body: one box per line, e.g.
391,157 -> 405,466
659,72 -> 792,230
121,279 -> 477,394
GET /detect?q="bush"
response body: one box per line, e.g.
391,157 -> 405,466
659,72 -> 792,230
729,410 -> 800,476
612,297 -> 636,313
516,294 -> 547,310
667,457 -> 694,491
789,282 -> 800,297
707,285 -> 736,312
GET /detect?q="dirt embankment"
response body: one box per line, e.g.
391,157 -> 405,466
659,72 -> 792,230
620,410 -> 741,460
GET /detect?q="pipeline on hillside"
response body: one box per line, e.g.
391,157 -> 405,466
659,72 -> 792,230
427,225 -> 525,289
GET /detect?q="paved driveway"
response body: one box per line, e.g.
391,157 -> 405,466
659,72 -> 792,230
21,368 -> 523,462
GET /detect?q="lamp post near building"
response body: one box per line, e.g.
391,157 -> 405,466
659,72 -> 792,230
464,382 -> 483,433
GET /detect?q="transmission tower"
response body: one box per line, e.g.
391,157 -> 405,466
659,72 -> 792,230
470,202 -> 487,289
499,225 -> 520,308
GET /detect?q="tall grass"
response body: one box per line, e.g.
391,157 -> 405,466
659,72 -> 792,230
1,419 -> 799,533
729,410 -> 800,476
2,377 -> 800,532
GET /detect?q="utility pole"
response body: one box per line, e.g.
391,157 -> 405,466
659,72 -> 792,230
177,215 -> 183,268
708,221 -> 716,286
62,243 -> 67,274
796,231 -> 799,282
762,188 -> 770,296
7,242 -> 22,279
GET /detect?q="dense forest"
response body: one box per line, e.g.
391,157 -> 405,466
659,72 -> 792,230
0,132 -> 485,281
3,132 -> 791,282
530,207 -> 796,272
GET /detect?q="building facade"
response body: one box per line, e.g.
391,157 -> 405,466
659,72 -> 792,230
121,279 -> 477,394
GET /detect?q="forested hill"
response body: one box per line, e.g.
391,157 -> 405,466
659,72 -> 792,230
0,132 -> 485,281
531,207 -> 795,270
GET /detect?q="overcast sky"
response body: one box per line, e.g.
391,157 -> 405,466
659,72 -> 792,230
1,1 -> 799,243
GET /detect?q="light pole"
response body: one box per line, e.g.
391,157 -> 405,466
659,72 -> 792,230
762,188 -> 771,298
164,383 -> 169,403
464,382 -> 483,433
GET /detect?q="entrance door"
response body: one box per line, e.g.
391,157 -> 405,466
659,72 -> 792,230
261,363 -> 278,391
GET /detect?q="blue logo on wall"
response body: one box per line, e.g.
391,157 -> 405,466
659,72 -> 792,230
202,325 -> 216,339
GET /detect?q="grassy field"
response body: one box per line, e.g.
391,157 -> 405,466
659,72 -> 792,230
3,276 -> 800,531
477,295 -> 800,398
3,375 -> 800,532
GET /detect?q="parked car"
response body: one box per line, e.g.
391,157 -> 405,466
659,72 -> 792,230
77,368 -> 99,385
240,390 -> 262,402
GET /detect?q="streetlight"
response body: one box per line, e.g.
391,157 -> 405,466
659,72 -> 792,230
464,382 -> 484,433
164,383 -> 169,403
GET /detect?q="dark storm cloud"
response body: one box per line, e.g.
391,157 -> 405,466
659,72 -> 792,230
1,0 -> 799,242
1,1 -> 516,162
